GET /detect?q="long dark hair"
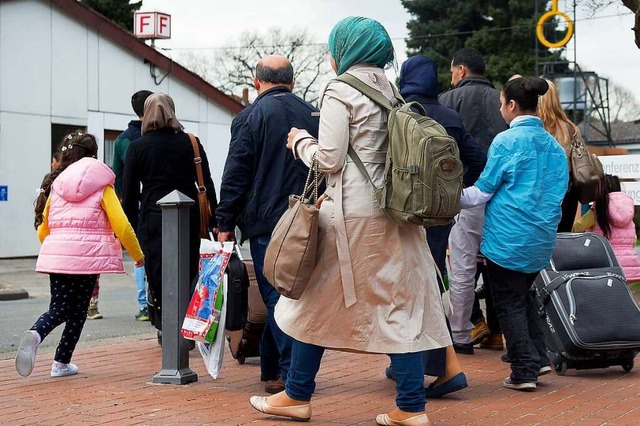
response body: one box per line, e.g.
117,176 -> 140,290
34,131 -> 98,229
594,174 -> 622,238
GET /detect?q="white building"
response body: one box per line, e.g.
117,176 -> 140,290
0,0 -> 243,258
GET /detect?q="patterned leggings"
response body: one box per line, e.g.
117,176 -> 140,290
31,274 -> 98,364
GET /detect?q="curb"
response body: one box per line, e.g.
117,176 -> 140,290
0,283 -> 29,301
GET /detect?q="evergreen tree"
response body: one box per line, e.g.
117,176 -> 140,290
82,0 -> 142,32
402,0 -> 567,91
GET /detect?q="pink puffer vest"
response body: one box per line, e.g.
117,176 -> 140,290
591,192 -> 640,282
36,157 -> 124,274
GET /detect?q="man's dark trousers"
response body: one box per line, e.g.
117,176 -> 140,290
250,234 -> 292,382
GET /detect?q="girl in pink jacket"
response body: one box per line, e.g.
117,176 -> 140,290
573,174 -> 640,282
15,132 -> 144,378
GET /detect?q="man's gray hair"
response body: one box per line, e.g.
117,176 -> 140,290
256,63 -> 294,85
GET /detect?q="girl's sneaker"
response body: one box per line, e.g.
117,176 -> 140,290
51,361 -> 79,377
15,330 -> 41,377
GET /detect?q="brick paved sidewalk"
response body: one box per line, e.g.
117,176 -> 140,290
1,336 -> 639,425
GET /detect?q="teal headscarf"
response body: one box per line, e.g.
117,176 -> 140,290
328,17 -> 395,75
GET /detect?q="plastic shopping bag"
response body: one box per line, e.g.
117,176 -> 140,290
181,242 -> 233,343
196,273 -> 228,379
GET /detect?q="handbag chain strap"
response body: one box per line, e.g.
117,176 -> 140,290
301,153 -> 322,204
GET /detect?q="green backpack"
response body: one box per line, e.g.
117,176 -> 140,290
337,74 -> 463,227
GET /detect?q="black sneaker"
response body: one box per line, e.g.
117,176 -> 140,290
453,342 -> 474,355
135,307 -> 150,321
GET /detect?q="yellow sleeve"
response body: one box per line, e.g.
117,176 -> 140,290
101,186 -> 144,262
572,209 -> 596,233
37,197 -> 51,243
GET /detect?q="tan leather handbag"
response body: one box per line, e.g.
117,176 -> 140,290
263,155 -> 322,299
188,133 -> 212,238
570,131 -> 604,203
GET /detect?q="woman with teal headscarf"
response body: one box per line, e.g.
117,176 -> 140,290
327,16 -> 395,75
249,17 -> 449,426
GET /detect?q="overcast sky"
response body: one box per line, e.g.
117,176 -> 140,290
140,0 -> 640,111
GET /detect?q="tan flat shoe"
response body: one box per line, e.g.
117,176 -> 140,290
249,395 -> 311,422
375,413 -> 431,426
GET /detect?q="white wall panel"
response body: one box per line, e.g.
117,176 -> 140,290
206,123 -> 233,189
87,31 -> 100,111
103,113 -> 132,133
87,111 -> 105,160
0,1 -> 51,116
98,40 -> 135,115
168,78 -> 199,122
0,112 -> 50,257
51,7 -> 88,119
207,99 -> 235,126
133,55 -> 168,94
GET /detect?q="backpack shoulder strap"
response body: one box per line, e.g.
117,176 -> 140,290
336,74 -> 399,111
347,145 -> 379,190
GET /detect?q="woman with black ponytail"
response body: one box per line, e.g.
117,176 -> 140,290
16,131 -> 144,378
458,77 -> 569,391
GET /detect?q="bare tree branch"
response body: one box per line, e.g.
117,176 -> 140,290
609,80 -> 640,121
178,28 -> 331,104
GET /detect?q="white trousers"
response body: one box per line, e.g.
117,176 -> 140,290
447,205 -> 485,344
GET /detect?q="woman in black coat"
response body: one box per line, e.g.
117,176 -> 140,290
122,93 -> 217,332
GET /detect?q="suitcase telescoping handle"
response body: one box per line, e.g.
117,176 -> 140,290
540,271 -> 626,303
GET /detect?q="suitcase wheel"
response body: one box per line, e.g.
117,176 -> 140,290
554,362 -> 568,376
622,360 -> 634,372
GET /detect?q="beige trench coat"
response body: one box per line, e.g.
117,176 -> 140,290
274,65 -> 451,354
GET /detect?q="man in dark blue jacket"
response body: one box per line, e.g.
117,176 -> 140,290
217,55 -> 319,393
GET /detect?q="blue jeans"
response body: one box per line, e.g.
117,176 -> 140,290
134,264 -> 147,310
485,259 -> 550,383
250,234 -> 292,382
286,339 -> 425,412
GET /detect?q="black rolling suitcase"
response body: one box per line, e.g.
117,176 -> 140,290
534,232 -> 640,374
225,255 -> 267,364
225,253 -> 250,332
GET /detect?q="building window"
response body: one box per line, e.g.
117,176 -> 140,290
104,130 -> 121,168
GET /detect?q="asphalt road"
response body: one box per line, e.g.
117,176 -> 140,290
0,257 -> 155,358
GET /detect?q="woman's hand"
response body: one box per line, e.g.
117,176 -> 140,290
135,257 -> 145,267
287,127 -> 304,150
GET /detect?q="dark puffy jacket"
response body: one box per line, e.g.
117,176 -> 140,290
438,76 -> 508,154
216,86 -> 320,241
399,56 -> 486,187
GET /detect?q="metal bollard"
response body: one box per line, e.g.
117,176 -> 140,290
152,190 -> 198,385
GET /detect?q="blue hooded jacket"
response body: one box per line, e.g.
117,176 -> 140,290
399,56 -> 486,187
